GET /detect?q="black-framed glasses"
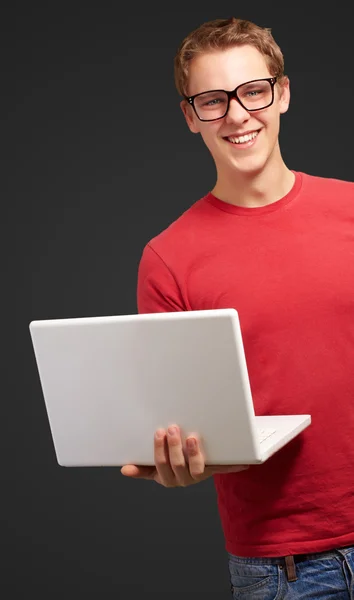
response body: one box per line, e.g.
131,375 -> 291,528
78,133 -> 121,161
185,77 -> 277,122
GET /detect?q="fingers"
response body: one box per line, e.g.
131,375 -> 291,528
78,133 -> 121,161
121,435 -> 249,487
120,461 -> 249,482
155,426 -> 201,487
154,428 -> 177,487
165,426 -> 192,486
185,436 -> 205,479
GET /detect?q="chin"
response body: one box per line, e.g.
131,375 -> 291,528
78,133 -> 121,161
229,155 -> 269,178
212,140 -> 275,180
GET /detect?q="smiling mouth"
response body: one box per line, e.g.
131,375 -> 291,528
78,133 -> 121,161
224,130 -> 260,145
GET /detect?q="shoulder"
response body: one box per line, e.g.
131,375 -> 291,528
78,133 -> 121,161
137,196 -> 210,313
301,171 -> 354,194
142,194 -> 210,258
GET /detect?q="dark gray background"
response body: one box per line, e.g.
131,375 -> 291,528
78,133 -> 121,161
5,2 -> 353,598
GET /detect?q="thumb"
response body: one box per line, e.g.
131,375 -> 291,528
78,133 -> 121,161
121,465 -> 156,479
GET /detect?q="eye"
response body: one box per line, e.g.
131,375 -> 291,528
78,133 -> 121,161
204,98 -> 222,106
195,92 -> 228,110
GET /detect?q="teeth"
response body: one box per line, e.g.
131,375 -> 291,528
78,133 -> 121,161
228,131 -> 258,144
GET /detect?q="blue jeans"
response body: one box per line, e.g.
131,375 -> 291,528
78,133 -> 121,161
228,546 -> 354,599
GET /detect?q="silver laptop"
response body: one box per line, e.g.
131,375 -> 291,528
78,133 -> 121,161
29,308 -> 311,467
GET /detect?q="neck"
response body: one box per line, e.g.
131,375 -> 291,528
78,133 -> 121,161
211,154 -> 295,209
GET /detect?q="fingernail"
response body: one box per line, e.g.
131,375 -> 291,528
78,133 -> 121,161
168,426 -> 177,436
187,438 -> 197,450
155,429 -> 165,439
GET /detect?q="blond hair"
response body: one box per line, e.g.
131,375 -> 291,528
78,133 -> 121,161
174,17 -> 285,97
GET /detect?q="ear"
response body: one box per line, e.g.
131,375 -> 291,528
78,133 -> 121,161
278,76 -> 290,115
180,99 -> 200,134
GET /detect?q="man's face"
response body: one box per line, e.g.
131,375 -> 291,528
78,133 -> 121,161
181,45 -> 290,178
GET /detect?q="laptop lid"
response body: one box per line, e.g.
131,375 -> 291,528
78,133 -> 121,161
29,309 -> 274,466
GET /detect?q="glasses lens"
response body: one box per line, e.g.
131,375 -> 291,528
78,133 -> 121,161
194,91 -> 228,121
237,80 -> 272,110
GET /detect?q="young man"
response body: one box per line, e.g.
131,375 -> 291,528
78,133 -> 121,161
121,17 -> 354,598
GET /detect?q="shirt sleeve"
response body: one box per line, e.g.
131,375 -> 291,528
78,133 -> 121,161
137,243 -> 186,314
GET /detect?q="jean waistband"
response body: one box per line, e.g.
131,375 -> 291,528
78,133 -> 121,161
228,545 -> 354,565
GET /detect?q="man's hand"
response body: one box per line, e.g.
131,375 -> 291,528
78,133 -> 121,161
121,425 -> 249,487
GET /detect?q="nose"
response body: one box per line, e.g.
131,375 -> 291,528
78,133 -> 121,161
225,97 -> 250,124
